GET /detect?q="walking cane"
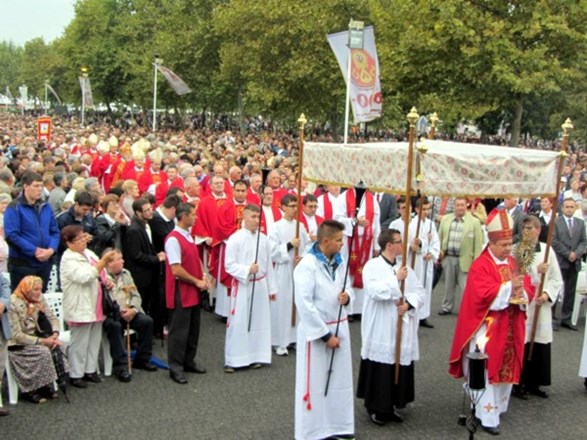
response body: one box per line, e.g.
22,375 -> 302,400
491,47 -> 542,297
123,285 -> 133,375
325,181 -> 367,397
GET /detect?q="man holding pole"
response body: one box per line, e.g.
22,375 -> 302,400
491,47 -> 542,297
293,219 -> 354,440
224,204 -> 277,373
357,229 -> 424,425
269,194 -> 309,357
410,197 -> 440,328
513,215 -> 562,399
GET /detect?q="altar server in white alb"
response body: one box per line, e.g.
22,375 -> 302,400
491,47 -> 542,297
514,215 -> 562,399
357,229 -> 425,426
409,197 -> 440,329
224,204 -> 277,373
269,194 -> 310,356
294,220 -> 354,440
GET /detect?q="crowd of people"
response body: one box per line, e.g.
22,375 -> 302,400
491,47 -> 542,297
0,112 -> 586,440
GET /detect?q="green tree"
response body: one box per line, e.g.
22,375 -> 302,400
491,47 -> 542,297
370,0 -> 587,145
0,42 -> 23,100
213,0 -> 371,132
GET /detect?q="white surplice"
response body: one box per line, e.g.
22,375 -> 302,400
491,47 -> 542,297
335,192 -> 381,315
522,243 -> 562,344
408,216 -> 440,321
361,256 -> 424,365
294,246 -> 354,440
224,228 -> 277,368
268,218 -> 310,349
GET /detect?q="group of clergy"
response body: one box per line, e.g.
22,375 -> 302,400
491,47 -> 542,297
192,173 -> 570,439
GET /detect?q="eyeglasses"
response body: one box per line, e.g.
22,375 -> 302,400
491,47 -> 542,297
392,240 -> 402,244
141,207 -> 153,213
285,204 -> 298,208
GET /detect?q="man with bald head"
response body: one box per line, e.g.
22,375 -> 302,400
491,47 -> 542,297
266,170 -> 287,209
246,173 -> 263,205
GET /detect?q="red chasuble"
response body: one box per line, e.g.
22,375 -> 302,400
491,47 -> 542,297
346,189 -> 374,289
448,248 -> 532,385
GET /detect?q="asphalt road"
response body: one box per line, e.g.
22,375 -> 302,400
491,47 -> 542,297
2,279 -> 586,440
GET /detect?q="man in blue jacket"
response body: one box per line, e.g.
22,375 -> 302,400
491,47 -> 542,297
4,171 -> 60,291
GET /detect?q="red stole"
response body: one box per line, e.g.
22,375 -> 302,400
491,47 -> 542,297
260,206 -> 282,235
346,189 -> 374,288
323,193 -> 334,220
299,213 -> 323,234
235,203 -> 246,229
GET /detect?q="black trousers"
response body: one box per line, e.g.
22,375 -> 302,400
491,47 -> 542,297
167,285 -> 201,375
103,312 -> 154,369
559,265 -> 579,324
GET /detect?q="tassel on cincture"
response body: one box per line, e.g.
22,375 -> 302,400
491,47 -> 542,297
303,392 -> 312,410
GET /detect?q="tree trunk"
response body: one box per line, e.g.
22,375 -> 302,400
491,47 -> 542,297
329,102 -> 340,142
509,95 -> 524,147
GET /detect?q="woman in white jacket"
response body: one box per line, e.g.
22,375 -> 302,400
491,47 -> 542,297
60,225 -> 115,388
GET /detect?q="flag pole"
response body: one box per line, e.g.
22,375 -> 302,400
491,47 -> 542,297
153,55 -> 162,132
343,20 -> 365,145
395,106 -> 419,384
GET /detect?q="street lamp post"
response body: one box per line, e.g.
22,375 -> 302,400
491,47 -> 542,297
80,66 -> 88,126
344,19 -> 365,145
153,54 -> 163,132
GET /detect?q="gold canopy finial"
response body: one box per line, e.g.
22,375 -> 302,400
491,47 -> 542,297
298,113 -> 307,129
407,107 -> 419,125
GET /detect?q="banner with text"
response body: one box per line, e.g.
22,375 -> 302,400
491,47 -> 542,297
327,26 -> 382,123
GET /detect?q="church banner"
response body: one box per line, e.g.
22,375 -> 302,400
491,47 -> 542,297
78,76 -> 94,108
327,26 -> 382,123
157,65 -> 192,96
301,140 -> 560,197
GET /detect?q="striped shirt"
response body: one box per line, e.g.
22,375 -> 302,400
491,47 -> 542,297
446,217 -> 464,256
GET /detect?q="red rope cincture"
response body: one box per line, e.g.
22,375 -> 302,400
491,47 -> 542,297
303,341 -> 312,410
228,279 -> 239,326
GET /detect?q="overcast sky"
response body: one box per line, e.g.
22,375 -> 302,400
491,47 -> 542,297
0,0 -> 75,46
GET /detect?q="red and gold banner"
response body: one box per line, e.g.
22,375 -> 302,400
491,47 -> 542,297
37,117 -> 52,143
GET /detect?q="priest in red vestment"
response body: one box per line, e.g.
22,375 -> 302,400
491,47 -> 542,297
448,208 -> 532,435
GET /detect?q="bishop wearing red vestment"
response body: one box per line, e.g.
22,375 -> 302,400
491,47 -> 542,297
448,209 -> 531,435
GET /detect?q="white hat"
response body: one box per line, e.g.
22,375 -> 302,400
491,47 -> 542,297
486,209 -> 513,242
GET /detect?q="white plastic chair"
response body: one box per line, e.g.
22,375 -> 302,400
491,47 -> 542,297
6,357 -> 19,405
43,291 -> 71,346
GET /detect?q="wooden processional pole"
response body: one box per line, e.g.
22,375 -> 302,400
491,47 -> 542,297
527,117 -> 573,360
291,113 -> 307,326
395,107 -> 419,384
410,112 -> 438,270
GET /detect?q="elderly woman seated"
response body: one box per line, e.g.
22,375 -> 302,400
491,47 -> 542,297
8,276 -> 68,404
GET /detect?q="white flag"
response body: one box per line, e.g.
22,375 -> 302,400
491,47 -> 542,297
19,85 -> 28,106
78,76 -> 94,108
327,26 -> 382,123
157,64 -> 192,96
47,83 -> 62,105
